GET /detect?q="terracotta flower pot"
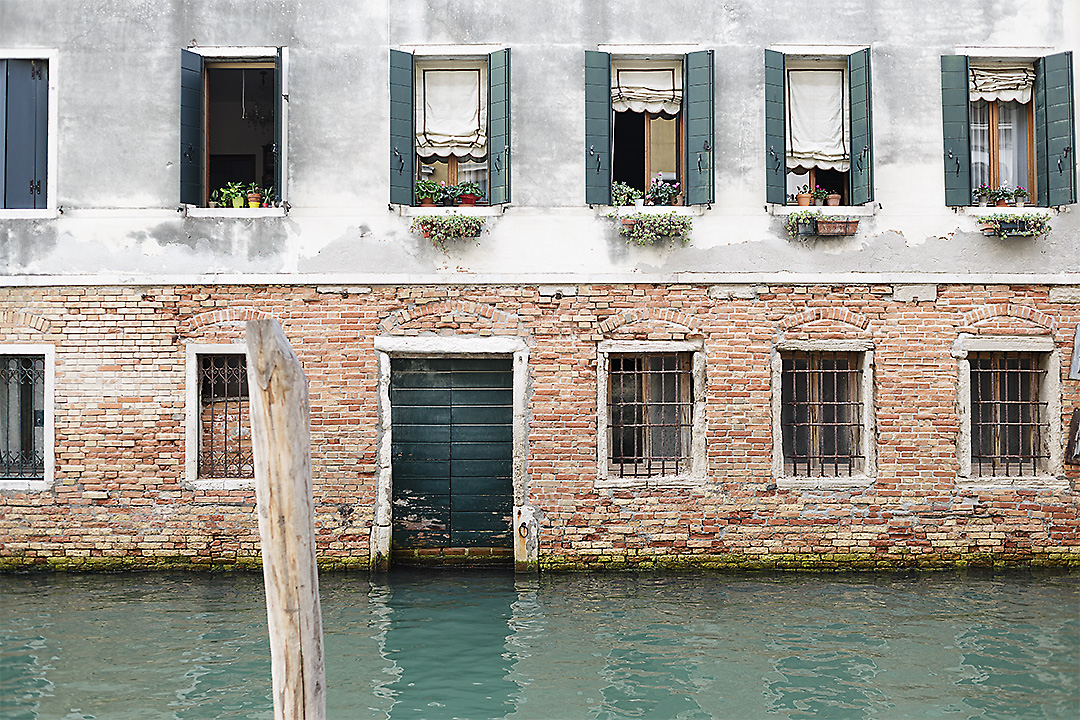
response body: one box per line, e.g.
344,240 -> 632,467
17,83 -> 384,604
796,193 -> 812,206
419,198 -> 436,207
827,194 -> 841,206
458,194 -> 479,206
247,192 -> 262,208
996,199 -> 1009,207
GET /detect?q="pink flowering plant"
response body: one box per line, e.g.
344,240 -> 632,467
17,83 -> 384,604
411,214 -> 487,252
812,185 -> 830,201
644,174 -> 680,205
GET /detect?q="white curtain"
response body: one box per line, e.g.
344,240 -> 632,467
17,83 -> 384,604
611,60 -> 682,115
415,65 -> 488,159
786,69 -> 849,171
970,65 -> 1034,104
970,99 -> 1030,191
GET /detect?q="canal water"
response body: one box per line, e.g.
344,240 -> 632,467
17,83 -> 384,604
1,570 -> 1077,719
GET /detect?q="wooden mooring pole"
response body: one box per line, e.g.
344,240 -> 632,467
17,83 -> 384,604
247,319 -> 326,720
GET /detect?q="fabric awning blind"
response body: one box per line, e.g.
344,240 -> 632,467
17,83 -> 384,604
969,64 -> 1034,104
787,69 -> 849,172
611,60 -> 682,115
416,64 -> 488,159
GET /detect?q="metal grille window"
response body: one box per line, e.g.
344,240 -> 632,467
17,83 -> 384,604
781,351 -> 864,477
0,355 -> 45,481
608,353 -> 693,477
198,354 -> 253,479
970,352 -> 1049,477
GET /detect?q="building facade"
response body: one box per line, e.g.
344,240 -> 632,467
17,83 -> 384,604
1,0 -> 1078,571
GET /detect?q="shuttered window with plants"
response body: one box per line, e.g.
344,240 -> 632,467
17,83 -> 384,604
1,59 -> 48,210
389,49 -> 511,206
941,51 -> 1075,207
180,48 -> 288,208
764,48 -> 873,206
585,50 -> 714,206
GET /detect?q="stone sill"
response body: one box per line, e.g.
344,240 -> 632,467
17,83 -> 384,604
956,475 -> 1068,489
399,204 -> 506,218
185,206 -> 287,218
595,474 -> 706,489
0,480 -> 51,492
769,204 -> 877,217
602,205 -> 705,218
956,205 -> 1056,218
0,209 -> 58,220
777,476 -> 875,489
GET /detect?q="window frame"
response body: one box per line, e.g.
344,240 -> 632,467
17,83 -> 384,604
771,339 -> 875,488
596,340 -> 706,488
185,343 -> 254,489
0,344 -> 55,491
0,49 -> 59,219
181,46 -> 288,215
953,334 -> 1063,486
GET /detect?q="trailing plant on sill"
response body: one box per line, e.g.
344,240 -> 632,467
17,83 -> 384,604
410,214 -> 487,252
616,211 -> 692,246
784,210 -> 820,239
980,212 -> 1051,238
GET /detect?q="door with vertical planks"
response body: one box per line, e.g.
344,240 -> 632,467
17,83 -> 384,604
391,357 -> 513,554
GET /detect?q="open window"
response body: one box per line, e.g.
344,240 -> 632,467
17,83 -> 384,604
585,50 -> 714,206
180,47 -> 287,208
765,48 -> 873,206
390,48 -> 510,206
1,57 -> 49,210
942,52 -> 1075,207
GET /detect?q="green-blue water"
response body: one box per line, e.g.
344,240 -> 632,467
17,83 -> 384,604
1,570 -> 1077,719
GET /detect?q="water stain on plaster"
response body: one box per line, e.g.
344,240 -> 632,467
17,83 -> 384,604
0,222 -> 60,272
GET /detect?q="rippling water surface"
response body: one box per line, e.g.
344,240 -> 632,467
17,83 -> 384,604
1,570 -> 1077,719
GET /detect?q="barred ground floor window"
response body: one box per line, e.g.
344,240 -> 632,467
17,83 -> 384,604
969,351 -> 1049,477
197,353 -> 253,480
0,355 -> 45,481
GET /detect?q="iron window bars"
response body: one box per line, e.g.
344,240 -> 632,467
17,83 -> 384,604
969,352 -> 1048,477
781,351 -> 864,477
608,353 -> 693,477
198,354 -> 253,478
0,355 -> 45,481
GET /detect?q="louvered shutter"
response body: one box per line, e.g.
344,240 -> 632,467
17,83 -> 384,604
584,50 -> 612,205
1035,51 -> 1076,207
940,55 -> 972,207
274,47 -> 287,202
764,49 -> 786,204
4,59 -> 47,209
0,60 -> 6,207
848,48 -> 873,205
488,48 -> 511,205
179,49 -> 204,206
683,50 -> 714,206
390,49 -> 415,205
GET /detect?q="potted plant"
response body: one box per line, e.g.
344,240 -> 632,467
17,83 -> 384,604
784,210 -> 820,239
812,186 -> 829,206
415,179 -> 442,206
973,183 -> 992,206
980,212 -> 1051,238
991,186 -> 1013,207
209,188 -> 222,208
616,211 -> 692,246
220,181 -> 247,208
1013,186 -> 1029,208
644,174 -> 680,206
795,184 -> 812,206
246,183 -> 263,208
815,216 -> 860,235
454,181 -> 484,206
612,181 -> 644,207
826,192 -> 842,206
410,214 -> 487,252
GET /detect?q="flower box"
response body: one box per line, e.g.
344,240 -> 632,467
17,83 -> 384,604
979,213 -> 1051,238
815,218 -> 860,236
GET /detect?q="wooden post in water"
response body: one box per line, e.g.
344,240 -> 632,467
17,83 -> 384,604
246,319 -> 326,720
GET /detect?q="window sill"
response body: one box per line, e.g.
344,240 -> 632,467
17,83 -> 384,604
602,205 -> 705,218
0,480 -> 51,492
0,209 -> 59,220
187,478 -> 255,491
954,205 -> 1055,218
777,475 -> 875,489
957,475 -> 1067,489
398,205 -> 505,218
595,474 -> 706,489
185,206 -> 287,218
769,204 -> 877,217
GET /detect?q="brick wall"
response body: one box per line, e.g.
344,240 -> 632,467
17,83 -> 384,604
1,282 -> 1077,570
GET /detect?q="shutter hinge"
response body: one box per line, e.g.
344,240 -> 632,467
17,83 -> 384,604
31,61 -> 43,80
30,179 -> 42,195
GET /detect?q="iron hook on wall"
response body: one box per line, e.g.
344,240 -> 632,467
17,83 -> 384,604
393,148 -> 404,174
947,149 -> 961,176
1058,146 -> 1072,174
589,145 -> 602,173
769,146 -> 781,173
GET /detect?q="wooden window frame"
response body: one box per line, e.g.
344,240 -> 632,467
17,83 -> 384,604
973,98 -> 1036,193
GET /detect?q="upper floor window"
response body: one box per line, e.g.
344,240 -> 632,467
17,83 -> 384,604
1,58 -> 49,210
585,49 -> 714,206
390,48 -> 510,207
942,51 -> 1075,207
765,48 -> 874,207
180,47 -> 288,208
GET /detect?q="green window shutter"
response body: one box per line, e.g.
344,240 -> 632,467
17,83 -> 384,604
274,47 -> 286,202
848,47 -> 873,205
179,49 -> 204,206
683,50 -> 714,205
584,50 -> 611,205
1035,51 -> 1076,207
390,49 -> 415,206
940,55 -> 971,207
1,60 -> 6,207
764,49 -> 786,204
488,48 -> 511,205
4,59 -> 47,209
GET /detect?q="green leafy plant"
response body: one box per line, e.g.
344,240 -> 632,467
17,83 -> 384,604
784,210 -> 820,239
812,185 -> 830,201
454,181 -> 483,199
644,174 -> 680,206
980,212 -> 1050,238
415,179 -> 443,202
1012,186 -> 1029,201
611,181 -> 643,207
411,214 -> 487,252
990,186 -> 1014,203
973,183 -> 992,203
617,211 -> 692,246
219,181 -> 247,207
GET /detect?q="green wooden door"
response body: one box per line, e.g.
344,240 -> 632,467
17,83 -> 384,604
391,357 -> 513,549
